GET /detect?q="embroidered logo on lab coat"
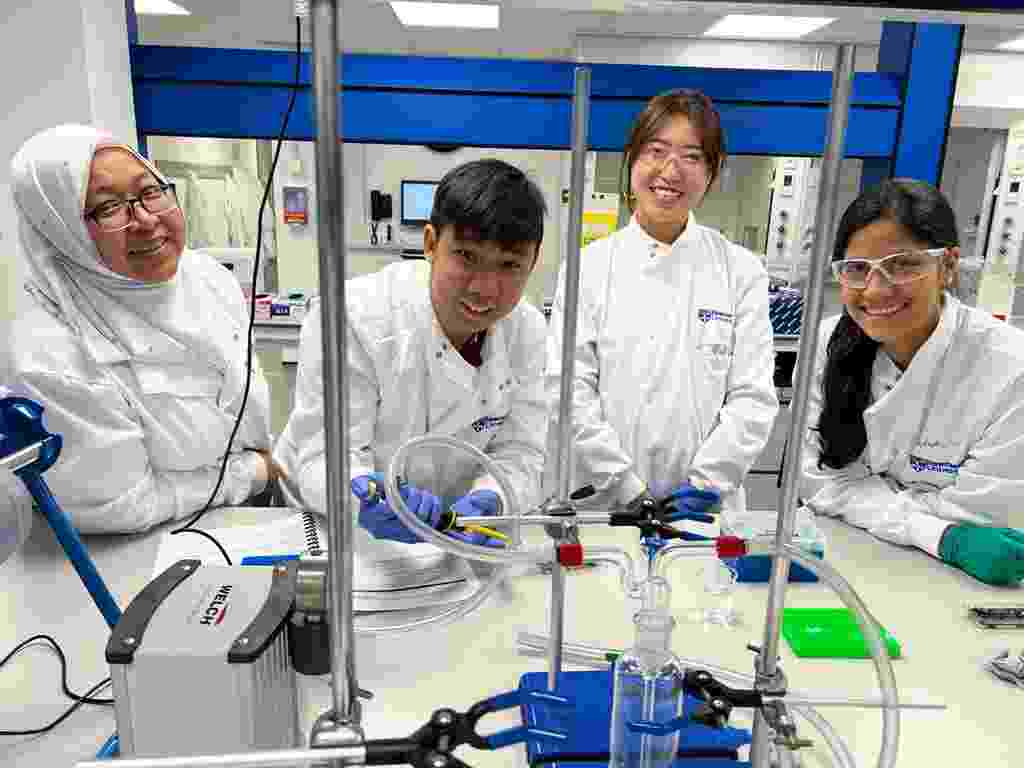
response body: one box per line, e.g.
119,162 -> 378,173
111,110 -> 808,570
697,309 -> 734,324
471,415 -> 507,433
909,455 -> 960,476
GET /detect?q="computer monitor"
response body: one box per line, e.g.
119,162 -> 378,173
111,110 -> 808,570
400,180 -> 439,226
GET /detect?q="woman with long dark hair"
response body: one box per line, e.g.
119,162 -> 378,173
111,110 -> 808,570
801,179 -> 1024,585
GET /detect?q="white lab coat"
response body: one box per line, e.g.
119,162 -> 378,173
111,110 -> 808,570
546,215 -> 779,522
800,296 -> 1024,556
3,251 -> 273,534
275,260 -> 549,522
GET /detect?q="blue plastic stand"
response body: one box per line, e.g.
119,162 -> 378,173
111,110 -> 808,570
518,669 -> 751,767
733,555 -> 819,584
0,397 -> 122,759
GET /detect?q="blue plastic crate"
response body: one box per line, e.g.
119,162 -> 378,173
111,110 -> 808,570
734,554 -> 819,583
519,668 -> 751,767
769,294 -> 803,337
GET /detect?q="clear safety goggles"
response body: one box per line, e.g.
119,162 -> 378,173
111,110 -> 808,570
637,141 -> 707,171
831,247 -> 947,289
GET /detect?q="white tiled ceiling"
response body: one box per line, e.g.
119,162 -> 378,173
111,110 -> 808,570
137,0 -> 1024,58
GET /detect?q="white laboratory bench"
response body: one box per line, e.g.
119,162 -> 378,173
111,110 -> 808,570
2,508 -> 1022,767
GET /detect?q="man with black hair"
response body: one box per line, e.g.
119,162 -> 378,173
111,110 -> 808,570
275,159 -> 548,549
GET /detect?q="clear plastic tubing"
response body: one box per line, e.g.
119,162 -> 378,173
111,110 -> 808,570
652,540 -> 898,768
386,435 -> 552,566
344,436 -> 548,635
776,543 -> 898,768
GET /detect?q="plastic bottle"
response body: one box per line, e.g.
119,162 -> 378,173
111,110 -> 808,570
608,609 -> 686,768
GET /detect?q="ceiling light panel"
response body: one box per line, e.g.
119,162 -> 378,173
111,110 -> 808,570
704,15 -> 835,40
390,2 -> 499,30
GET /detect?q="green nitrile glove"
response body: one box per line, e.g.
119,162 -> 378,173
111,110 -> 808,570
938,525 -> 1024,586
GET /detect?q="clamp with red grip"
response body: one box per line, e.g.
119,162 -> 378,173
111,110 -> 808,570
715,536 -> 748,559
556,543 -> 584,567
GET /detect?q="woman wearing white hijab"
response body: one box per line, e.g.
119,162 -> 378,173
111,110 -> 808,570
2,125 -> 275,533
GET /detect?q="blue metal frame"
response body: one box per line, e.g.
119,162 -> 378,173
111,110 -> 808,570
130,45 -> 902,157
862,21 -> 963,189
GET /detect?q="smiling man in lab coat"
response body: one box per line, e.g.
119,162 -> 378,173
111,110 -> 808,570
275,159 -> 548,547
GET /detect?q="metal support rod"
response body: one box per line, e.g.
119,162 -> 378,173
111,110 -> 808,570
75,745 -> 366,768
751,43 -> 857,768
311,0 -> 359,728
455,513 -> 613,526
554,66 -> 591,503
548,67 -> 591,692
0,443 -> 42,473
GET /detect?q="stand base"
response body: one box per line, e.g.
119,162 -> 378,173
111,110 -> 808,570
518,669 -> 751,767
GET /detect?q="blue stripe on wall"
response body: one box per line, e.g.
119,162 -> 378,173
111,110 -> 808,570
130,46 -> 901,106
131,45 -> 903,156
134,81 -> 898,157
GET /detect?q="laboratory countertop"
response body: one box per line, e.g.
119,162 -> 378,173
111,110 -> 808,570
2,509 -> 1021,767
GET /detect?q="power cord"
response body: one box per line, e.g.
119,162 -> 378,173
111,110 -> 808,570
0,634 -> 113,736
170,14 -> 305,564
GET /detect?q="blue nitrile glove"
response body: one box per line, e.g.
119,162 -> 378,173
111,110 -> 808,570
351,472 -> 443,544
661,482 -> 722,524
448,490 -> 506,548
939,524 -> 1024,586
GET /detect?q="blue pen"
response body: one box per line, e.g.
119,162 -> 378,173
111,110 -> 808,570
240,554 -> 300,566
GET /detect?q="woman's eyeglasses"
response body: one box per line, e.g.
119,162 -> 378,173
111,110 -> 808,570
84,183 -> 179,233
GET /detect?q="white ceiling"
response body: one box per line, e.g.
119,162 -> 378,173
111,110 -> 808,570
137,0 -> 1024,59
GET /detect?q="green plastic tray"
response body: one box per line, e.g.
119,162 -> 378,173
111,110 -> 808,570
782,608 -> 902,659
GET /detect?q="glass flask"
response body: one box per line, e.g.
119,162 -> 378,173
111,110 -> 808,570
608,610 -> 686,768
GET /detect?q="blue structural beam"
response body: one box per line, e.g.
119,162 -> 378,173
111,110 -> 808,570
131,45 -> 902,158
862,21 -> 964,189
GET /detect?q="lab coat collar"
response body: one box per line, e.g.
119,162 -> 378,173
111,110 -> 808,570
865,294 -> 963,461
626,211 -> 698,256
426,298 -> 511,392
898,293 -> 961,380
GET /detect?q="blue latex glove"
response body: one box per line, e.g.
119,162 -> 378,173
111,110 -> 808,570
351,472 -> 442,544
661,482 -> 721,524
352,475 -> 504,548
939,524 -> 1024,586
448,490 -> 506,549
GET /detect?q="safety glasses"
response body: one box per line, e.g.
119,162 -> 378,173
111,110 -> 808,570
832,247 -> 947,289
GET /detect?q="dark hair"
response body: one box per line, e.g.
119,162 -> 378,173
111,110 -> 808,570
619,89 -> 726,208
817,178 -> 960,469
430,159 -> 546,252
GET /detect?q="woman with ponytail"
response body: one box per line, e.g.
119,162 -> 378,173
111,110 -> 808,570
801,179 -> 1024,586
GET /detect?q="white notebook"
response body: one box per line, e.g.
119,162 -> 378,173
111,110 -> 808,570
151,511 -> 481,612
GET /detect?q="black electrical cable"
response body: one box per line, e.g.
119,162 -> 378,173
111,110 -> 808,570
0,634 -> 113,737
170,15 -> 305,563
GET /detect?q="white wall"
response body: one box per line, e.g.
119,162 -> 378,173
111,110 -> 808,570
271,142 -> 565,309
940,127 -> 1003,258
700,156 -> 775,252
0,0 -> 134,328
576,35 -> 880,72
953,53 -> 1024,130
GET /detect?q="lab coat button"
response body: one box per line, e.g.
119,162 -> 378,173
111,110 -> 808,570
436,351 -> 443,359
